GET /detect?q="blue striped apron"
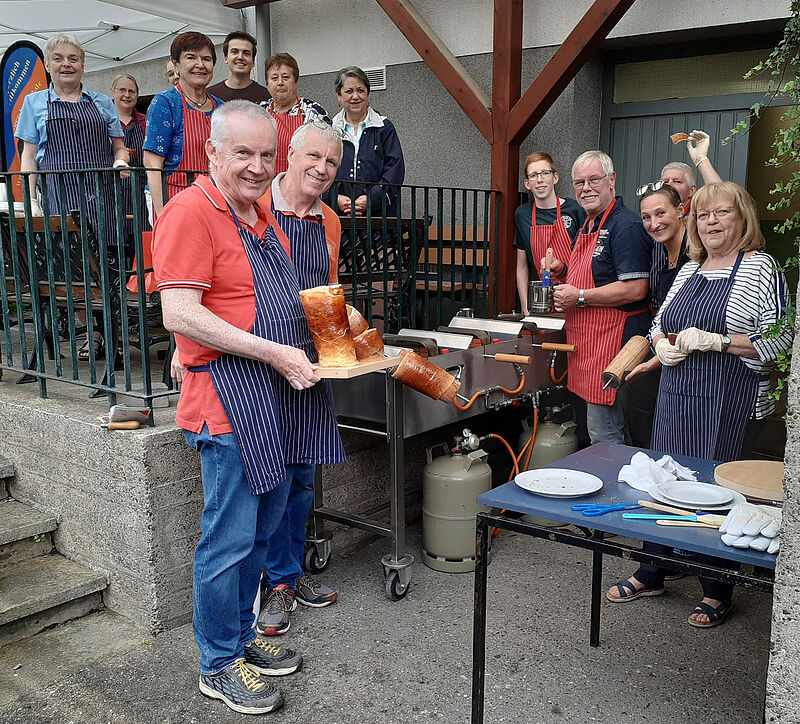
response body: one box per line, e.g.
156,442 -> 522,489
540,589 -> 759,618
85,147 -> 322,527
39,89 -> 119,275
651,252 -> 760,462
191,198 -> 345,495
121,117 -> 150,245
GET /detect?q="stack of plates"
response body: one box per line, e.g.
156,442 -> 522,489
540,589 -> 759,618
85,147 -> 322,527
651,481 -> 745,511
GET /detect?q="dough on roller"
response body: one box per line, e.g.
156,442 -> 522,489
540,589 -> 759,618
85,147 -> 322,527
390,348 -> 460,403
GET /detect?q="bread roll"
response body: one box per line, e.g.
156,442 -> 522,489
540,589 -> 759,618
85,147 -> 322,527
670,132 -> 689,145
391,349 -> 460,403
353,328 -> 384,362
346,304 -> 369,336
299,285 -> 357,367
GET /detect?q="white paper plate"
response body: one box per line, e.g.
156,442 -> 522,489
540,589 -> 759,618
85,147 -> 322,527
656,481 -> 734,507
514,469 -> 603,498
649,485 -> 745,512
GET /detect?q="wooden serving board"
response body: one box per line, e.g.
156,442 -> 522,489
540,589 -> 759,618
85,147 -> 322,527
714,460 -> 784,502
316,355 -> 402,379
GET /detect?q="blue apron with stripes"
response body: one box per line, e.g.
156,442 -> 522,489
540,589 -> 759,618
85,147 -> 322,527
193,201 -> 345,495
651,252 -> 760,462
39,89 -> 119,275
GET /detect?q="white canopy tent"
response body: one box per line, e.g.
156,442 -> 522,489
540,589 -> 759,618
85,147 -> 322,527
0,0 -> 253,73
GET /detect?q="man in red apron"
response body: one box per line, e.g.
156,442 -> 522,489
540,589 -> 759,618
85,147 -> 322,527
252,121 -> 344,637
552,151 -> 652,444
153,101 -> 344,715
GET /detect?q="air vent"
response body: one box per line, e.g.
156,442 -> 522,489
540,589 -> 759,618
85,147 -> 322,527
364,66 -> 387,92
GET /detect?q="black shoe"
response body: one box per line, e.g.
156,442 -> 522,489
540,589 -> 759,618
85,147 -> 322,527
244,635 -> 303,676
199,658 -> 283,714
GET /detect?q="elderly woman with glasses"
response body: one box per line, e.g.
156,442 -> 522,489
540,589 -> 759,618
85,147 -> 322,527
607,181 -> 792,628
514,151 -> 585,314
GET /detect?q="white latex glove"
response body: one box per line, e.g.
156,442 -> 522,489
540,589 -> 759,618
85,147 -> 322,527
674,327 -> 723,354
687,130 -> 711,167
720,503 -> 781,553
29,198 -> 43,217
655,338 -> 689,367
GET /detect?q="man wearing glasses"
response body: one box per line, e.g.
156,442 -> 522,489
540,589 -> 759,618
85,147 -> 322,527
254,120 -> 344,638
551,150 -> 652,444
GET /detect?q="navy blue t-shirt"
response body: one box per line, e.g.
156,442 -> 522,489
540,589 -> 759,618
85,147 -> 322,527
513,198 -> 585,280
578,197 -> 654,340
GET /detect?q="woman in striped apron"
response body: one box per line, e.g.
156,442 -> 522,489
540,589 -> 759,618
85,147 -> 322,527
15,34 -> 129,358
607,182 -> 792,627
142,32 -> 223,219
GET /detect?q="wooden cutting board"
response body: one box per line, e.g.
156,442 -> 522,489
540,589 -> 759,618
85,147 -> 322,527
714,460 -> 784,502
316,355 -> 402,379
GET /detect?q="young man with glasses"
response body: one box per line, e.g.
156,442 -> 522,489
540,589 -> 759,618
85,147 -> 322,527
550,150 -> 653,445
513,151 -> 586,314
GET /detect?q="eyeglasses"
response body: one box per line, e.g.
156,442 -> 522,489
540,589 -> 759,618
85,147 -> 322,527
696,206 -> 735,223
572,173 -> 607,190
526,170 -> 554,181
636,180 -> 664,196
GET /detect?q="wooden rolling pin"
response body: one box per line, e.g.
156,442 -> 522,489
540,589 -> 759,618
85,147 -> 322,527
601,335 -> 650,390
107,421 -> 141,430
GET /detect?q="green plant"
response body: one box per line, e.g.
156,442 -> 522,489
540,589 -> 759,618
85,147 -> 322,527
726,5 -> 800,397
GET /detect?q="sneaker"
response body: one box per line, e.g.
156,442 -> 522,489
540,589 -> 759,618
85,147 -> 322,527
295,574 -> 338,608
256,584 -> 297,636
199,658 -> 283,715
244,635 -> 303,676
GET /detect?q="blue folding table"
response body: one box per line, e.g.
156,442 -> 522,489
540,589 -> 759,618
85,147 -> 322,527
470,443 -> 777,724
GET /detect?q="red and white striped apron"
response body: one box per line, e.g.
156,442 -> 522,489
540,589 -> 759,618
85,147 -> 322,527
564,200 -> 644,406
529,197 -> 572,280
165,84 -> 220,201
269,98 -> 305,175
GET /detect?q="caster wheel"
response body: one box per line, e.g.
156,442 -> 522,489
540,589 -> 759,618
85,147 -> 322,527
304,543 -> 330,574
385,570 -> 409,601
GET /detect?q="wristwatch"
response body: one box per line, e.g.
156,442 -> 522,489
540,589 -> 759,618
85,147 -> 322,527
577,289 -> 586,308
721,334 -> 731,352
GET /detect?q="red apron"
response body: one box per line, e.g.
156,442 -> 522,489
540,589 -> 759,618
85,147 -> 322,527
270,98 -> 305,174
564,200 -> 644,406
529,197 -> 572,279
165,84 -> 221,200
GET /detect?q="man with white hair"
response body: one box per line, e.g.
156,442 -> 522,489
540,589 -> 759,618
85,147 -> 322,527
255,119 -> 344,637
153,100 -> 346,715
551,150 -> 652,444
661,131 -> 722,214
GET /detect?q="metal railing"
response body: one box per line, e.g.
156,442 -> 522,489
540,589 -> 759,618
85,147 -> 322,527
0,168 -> 499,408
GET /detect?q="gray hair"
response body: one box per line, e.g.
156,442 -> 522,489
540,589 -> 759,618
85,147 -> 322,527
661,161 -> 696,187
45,34 -> 85,64
290,121 -> 343,163
209,100 -> 276,151
111,74 -> 138,92
572,150 -> 614,179
334,66 -> 370,94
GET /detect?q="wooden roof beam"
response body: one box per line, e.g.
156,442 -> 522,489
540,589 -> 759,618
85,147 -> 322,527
377,0 -> 493,143
506,0 -> 636,146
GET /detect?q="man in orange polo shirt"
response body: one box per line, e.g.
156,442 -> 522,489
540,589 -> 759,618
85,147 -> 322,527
254,121 -> 344,637
153,101 -> 346,715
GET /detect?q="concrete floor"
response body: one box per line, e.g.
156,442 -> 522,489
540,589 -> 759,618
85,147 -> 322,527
0,523 -> 771,724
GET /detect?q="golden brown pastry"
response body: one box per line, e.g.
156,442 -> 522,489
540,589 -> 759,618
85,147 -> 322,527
299,285 -> 357,367
346,304 -> 369,336
353,328 -> 384,362
391,349 -> 460,403
670,132 -> 689,145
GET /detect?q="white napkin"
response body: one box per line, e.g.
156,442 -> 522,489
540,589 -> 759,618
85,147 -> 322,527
655,455 -> 698,481
617,451 -> 689,493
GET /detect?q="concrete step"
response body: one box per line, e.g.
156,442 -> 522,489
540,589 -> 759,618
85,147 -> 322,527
0,499 -> 56,570
0,456 -> 13,500
0,554 -> 107,647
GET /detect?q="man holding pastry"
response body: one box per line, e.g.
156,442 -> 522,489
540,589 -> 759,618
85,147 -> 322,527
153,100 -> 345,715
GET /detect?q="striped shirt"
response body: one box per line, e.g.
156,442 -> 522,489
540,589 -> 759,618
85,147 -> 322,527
651,251 -> 793,419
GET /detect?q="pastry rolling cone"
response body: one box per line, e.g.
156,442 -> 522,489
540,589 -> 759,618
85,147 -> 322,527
391,348 -> 460,403
670,132 -> 689,145
346,304 -> 369,336
353,328 -> 384,362
299,285 -> 357,367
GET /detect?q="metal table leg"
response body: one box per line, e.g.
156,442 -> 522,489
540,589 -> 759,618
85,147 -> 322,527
381,375 -> 414,600
590,532 -> 603,647
471,514 -> 490,724
305,465 -> 332,574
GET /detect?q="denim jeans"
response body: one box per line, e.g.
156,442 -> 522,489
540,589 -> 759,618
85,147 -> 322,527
585,398 -> 628,445
262,463 -> 316,589
184,426 -> 296,674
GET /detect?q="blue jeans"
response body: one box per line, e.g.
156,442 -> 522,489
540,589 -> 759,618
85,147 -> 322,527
184,426 -> 296,674
585,399 -> 628,445
262,463 -> 316,589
